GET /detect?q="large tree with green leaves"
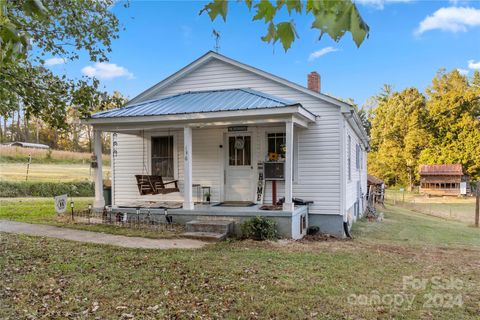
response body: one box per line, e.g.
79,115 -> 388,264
368,70 -> 480,186
418,70 -> 480,180
201,0 -> 369,51
368,87 -> 430,187
0,0 -> 124,129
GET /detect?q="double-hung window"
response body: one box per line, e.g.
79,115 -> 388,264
151,136 -> 174,178
267,133 -> 286,157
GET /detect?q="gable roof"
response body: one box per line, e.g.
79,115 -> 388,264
92,88 -> 303,119
127,51 -> 353,109
419,164 -> 464,176
124,51 -> 369,148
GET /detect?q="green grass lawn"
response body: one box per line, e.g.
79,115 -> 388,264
1,199 -> 479,319
385,189 -> 477,224
0,198 -> 182,239
0,163 -> 110,182
353,204 -> 480,248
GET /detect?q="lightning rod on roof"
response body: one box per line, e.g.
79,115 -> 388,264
212,29 -> 220,53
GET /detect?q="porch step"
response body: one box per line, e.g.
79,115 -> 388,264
185,220 -> 234,234
180,231 -> 227,242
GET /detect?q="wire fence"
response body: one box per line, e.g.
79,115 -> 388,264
58,208 -> 185,233
384,190 -> 477,224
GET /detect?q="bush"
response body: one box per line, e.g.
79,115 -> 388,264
241,216 -> 278,240
0,181 -> 94,197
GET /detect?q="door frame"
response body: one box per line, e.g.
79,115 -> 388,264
224,131 -> 256,202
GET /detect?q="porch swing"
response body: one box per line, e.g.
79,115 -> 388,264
135,130 -> 179,195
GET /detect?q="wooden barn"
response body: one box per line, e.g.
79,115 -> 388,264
419,164 -> 469,196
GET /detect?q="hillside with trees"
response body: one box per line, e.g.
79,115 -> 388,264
368,70 -> 480,188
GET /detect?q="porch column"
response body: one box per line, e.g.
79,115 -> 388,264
93,129 -> 105,211
283,120 -> 294,211
183,126 -> 194,210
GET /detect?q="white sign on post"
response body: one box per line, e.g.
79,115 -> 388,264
54,194 -> 68,214
460,182 -> 467,195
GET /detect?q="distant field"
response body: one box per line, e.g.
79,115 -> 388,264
0,145 -> 109,165
385,189 -> 477,224
0,163 -> 110,182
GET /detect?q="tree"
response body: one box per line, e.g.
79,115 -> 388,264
418,70 -> 480,180
0,0 -> 124,129
200,0 -> 369,51
368,87 -> 430,187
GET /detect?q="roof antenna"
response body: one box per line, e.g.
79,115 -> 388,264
212,29 -> 220,53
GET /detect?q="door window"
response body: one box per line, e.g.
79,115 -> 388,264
229,136 -> 251,166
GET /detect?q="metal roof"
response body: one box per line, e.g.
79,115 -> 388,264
419,164 -> 464,176
5,142 -> 50,149
91,88 -> 298,119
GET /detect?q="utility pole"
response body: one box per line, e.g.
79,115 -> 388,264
475,181 -> 479,228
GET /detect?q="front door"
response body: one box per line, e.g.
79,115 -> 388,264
225,134 -> 254,202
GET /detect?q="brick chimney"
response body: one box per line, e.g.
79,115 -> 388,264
307,71 -> 320,93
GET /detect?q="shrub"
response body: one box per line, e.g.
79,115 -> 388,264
241,216 -> 278,240
0,181 -> 94,197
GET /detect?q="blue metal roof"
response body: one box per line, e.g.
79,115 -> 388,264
91,88 -> 298,119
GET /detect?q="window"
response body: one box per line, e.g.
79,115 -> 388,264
356,144 -> 360,170
229,136 -> 251,166
151,136 -> 174,178
267,133 -> 286,157
347,135 -> 352,181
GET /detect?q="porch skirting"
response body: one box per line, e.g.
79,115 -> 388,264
110,205 -> 308,239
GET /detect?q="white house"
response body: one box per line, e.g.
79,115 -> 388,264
85,51 -> 369,239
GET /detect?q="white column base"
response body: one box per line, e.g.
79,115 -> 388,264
93,199 -> 106,212
183,201 -> 195,210
283,202 -> 294,212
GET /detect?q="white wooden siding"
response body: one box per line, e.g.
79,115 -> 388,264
344,121 -> 368,220
113,128 -> 226,205
122,59 -> 343,215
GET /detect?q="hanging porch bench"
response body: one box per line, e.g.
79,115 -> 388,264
135,175 -> 180,195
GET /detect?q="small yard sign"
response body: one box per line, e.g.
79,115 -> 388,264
54,194 -> 68,214
460,182 -> 467,195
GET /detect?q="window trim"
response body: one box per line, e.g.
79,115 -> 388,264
147,132 -> 178,179
347,134 -> 352,181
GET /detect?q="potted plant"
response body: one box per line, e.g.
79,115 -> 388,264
204,192 -> 211,203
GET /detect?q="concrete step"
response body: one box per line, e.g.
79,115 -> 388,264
185,220 -> 233,234
180,231 -> 227,242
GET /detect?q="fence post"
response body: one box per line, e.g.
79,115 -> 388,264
475,181 -> 479,228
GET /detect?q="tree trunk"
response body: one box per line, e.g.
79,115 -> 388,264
16,108 -> 21,141
36,119 -> 40,143
0,117 -> 3,143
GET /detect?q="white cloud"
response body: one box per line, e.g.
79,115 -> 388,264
415,7 -> 480,35
356,0 -> 412,10
81,62 -> 134,80
457,68 -> 469,75
308,47 -> 338,61
468,59 -> 480,70
44,57 -> 66,66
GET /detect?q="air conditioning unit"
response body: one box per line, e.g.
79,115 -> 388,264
264,161 -> 285,180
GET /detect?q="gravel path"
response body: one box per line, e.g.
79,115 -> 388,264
0,220 -> 207,250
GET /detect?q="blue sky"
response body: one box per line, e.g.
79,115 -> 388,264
46,0 -> 480,106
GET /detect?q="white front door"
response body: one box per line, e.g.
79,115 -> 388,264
225,133 -> 254,202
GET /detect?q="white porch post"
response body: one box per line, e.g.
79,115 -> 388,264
183,126 -> 194,210
93,129 -> 105,210
283,120 -> 294,211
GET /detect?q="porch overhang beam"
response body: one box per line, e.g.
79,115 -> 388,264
82,105 -> 316,128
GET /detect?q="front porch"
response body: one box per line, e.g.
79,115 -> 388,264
108,202 -> 309,239
84,88 -> 316,238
